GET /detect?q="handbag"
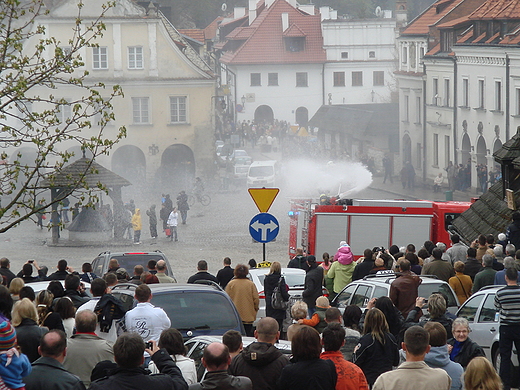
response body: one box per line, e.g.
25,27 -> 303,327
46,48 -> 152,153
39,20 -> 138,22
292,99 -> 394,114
165,228 -> 171,236
271,276 -> 289,310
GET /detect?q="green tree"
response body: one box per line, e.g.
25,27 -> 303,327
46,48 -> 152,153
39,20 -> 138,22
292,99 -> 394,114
0,0 -> 126,234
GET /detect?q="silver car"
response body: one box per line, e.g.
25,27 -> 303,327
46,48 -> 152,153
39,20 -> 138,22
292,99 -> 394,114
456,285 -> 518,374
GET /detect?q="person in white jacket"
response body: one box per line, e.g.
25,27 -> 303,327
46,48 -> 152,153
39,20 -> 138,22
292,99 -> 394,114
148,328 -> 197,385
167,207 -> 178,242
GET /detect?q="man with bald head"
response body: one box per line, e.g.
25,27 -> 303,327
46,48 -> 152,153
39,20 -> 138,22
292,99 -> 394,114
190,342 -> 251,390
155,259 -> 177,283
24,330 -> 86,390
229,317 -> 289,390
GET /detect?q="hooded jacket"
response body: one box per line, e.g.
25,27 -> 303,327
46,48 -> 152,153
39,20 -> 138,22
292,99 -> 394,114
424,346 -> 463,390
287,255 -> 309,272
328,247 -> 356,294
229,342 -> 289,390
131,209 -> 142,231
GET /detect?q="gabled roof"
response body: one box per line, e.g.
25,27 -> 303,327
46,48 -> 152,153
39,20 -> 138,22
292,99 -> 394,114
220,0 -> 325,65
204,16 -> 224,40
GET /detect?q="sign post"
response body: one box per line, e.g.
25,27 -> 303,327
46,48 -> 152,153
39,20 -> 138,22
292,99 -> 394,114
248,188 -> 280,262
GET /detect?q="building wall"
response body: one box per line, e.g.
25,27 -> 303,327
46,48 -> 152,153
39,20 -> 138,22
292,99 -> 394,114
12,1 -> 216,192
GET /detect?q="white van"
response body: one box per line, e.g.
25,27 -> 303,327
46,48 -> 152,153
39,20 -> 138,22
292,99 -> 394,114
247,160 -> 278,187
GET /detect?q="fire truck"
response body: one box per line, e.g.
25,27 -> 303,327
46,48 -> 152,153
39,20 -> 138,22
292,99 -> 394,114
288,198 -> 472,259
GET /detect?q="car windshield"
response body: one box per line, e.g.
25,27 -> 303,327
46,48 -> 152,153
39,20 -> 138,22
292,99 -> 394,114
152,292 -> 240,330
249,166 -> 274,177
419,282 -> 458,307
110,255 -> 171,275
256,273 -> 305,288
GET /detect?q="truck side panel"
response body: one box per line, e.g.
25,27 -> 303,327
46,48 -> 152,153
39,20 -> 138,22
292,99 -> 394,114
315,214 -> 349,257
349,215 -> 391,255
392,216 -> 432,250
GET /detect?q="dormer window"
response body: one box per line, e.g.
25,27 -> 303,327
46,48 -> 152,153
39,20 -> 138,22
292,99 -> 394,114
285,37 -> 305,52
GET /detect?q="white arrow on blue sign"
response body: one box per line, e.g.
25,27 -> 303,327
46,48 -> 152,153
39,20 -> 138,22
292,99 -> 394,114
249,213 -> 279,243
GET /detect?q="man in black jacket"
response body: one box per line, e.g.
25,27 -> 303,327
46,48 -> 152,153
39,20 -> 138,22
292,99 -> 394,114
217,257 -> 235,289
287,248 -> 309,271
352,249 -> 375,281
229,317 -> 289,390
187,260 -> 218,284
24,330 -> 86,390
64,274 -> 90,309
302,255 -> 323,316
89,333 -> 187,390
0,257 -> 16,287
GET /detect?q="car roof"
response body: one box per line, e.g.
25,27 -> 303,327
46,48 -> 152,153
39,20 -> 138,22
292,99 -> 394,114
111,283 -> 224,294
186,335 -> 292,351
248,268 -> 306,276
249,160 -> 277,167
97,251 -> 166,257
26,280 -> 91,293
358,273 -> 445,286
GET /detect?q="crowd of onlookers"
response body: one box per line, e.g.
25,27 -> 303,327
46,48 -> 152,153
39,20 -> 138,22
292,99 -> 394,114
1,221 -> 519,390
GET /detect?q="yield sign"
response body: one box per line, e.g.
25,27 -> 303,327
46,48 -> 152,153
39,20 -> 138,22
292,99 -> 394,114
248,188 -> 279,213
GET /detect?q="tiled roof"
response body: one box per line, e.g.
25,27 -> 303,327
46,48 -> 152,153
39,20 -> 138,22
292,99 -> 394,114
456,26 -> 474,42
220,0 -> 325,65
227,26 -> 256,39
401,0 -> 467,35
473,31 -> 487,42
42,158 -> 131,188
178,29 -> 205,43
203,16 -> 224,40
469,0 -> 520,19
283,23 -> 306,37
437,15 -> 470,28
426,43 -> 441,55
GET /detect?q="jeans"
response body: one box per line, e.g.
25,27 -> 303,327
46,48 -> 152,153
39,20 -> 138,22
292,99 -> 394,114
180,210 -> 187,224
499,324 -> 520,389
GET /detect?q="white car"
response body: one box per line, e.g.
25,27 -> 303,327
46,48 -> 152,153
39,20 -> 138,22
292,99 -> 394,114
26,280 -> 91,295
248,267 -> 328,324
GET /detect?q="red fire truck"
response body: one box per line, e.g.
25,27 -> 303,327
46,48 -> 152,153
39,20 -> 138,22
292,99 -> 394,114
288,199 -> 472,259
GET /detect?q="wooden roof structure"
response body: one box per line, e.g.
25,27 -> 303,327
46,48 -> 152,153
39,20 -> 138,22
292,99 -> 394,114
41,158 -> 131,188
452,128 -> 520,242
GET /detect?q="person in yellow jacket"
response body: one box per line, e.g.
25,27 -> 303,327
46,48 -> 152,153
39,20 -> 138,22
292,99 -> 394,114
131,208 -> 142,244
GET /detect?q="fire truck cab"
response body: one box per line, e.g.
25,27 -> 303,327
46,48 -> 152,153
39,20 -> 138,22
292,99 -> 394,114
289,199 -> 472,259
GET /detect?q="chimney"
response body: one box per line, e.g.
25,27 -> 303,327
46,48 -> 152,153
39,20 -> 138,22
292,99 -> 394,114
234,6 -> 246,19
249,0 -> 257,25
330,10 -> 337,19
281,12 -> 289,32
320,6 -> 330,21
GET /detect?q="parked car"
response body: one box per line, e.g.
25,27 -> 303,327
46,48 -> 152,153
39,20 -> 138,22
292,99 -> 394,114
456,285 -> 518,382
233,156 -> 253,181
110,283 -> 245,339
26,280 -> 91,296
185,335 -> 291,381
331,272 -> 460,315
248,267 -> 328,324
91,251 -> 174,278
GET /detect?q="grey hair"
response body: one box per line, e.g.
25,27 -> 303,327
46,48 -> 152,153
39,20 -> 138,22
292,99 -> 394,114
291,301 -> 308,320
506,244 -> 516,256
436,242 -> 447,252
452,317 -> 470,332
504,256 -> 516,269
482,254 -> 494,267
493,244 -> 503,257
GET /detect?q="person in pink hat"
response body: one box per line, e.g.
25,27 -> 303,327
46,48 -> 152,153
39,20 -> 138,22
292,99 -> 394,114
328,242 -> 356,295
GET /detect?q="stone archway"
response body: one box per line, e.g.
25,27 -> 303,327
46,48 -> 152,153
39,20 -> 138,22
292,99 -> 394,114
112,145 -> 146,187
493,139 -> 502,153
476,136 -> 487,165
402,134 -> 412,164
158,144 -> 195,193
295,107 -> 309,127
254,105 -> 274,124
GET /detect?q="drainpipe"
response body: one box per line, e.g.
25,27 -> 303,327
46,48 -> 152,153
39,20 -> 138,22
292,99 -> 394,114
322,63 -> 326,106
506,54 -> 510,141
422,62 -> 427,184
452,56 -> 458,166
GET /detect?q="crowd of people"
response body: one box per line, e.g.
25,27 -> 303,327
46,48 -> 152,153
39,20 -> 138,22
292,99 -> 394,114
2,219 -> 520,390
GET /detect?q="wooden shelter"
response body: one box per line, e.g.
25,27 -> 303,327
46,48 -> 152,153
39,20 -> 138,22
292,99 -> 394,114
41,157 -> 131,244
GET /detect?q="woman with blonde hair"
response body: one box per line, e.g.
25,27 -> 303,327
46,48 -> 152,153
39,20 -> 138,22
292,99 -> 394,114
352,308 -> 399,387
464,356 -> 502,390
35,290 -> 64,332
9,278 -> 24,301
12,298 -> 48,362
263,261 -> 289,333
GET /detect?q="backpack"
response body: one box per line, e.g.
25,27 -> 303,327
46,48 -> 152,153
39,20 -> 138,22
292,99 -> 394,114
271,277 -> 288,310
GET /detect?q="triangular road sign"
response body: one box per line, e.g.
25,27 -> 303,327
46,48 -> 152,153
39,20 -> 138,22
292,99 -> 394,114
248,188 -> 279,213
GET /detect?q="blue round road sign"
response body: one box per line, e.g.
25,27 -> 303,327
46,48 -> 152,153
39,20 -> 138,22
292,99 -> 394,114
249,213 -> 279,243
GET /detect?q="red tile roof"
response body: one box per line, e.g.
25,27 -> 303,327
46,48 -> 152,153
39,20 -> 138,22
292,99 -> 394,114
178,29 -> 205,43
220,0 -> 325,65
401,0 -> 467,35
283,23 -> 306,37
203,16 -> 224,40
456,26 -> 474,42
436,15 -> 470,27
469,0 -> 520,19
